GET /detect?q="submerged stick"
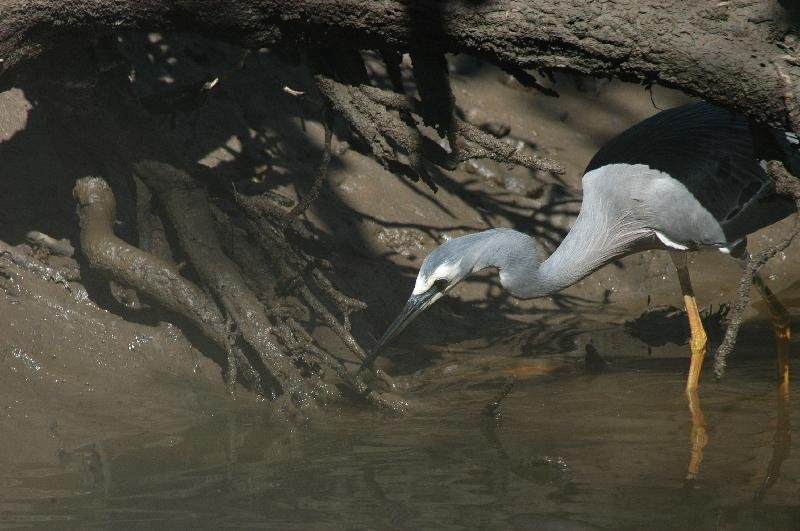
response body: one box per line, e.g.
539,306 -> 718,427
483,375 -> 518,418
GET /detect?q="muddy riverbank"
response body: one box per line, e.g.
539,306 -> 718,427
1,37 -> 799,527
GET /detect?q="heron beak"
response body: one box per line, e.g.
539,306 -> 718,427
359,288 -> 442,371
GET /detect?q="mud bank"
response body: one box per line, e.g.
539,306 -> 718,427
1,35 -> 799,527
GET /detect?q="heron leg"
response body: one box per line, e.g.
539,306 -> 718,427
745,273 -> 792,499
752,273 -> 791,391
685,387 -> 708,481
670,252 -> 710,481
755,383 -> 791,500
670,252 -> 708,392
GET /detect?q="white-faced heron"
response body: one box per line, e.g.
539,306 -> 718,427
365,102 -> 797,394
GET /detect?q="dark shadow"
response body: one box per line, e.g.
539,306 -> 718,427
0,28 -> 712,389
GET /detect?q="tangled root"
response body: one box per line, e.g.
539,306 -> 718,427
73,176 -> 264,395
72,167 -> 404,412
312,52 -> 562,193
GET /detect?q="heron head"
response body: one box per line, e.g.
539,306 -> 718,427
360,228 -> 540,371
362,237 -> 480,369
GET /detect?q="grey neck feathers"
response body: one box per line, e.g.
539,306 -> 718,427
477,201 -> 646,299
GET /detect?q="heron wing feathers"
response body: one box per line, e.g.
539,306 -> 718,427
586,102 -> 796,244
583,164 -> 726,249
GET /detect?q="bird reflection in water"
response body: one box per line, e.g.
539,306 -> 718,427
685,279 -> 792,497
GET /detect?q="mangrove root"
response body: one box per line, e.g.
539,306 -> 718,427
72,176 -> 262,394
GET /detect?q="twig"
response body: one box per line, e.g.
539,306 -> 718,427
224,316 -> 238,397
483,375 -> 518,418
287,107 -> 333,219
283,86 -> 305,97
25,230 -> 75,257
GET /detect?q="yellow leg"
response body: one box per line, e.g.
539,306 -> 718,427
685,387 -> 708,481
752,273 -> 791,392
671,253 -> 708,392
670,253 -> 710,482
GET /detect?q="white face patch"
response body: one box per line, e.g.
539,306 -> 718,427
412,261 -> 462,295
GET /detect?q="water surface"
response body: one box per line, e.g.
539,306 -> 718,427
2,352 -> 798,529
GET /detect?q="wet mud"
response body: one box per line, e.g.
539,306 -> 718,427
1,36 -> 799,527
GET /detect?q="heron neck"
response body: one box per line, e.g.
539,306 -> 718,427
511,201 -> 644,299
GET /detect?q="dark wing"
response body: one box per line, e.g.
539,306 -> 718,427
586,102 -> 796,242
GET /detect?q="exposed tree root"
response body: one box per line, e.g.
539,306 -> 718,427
409,51 -> 458,156
131,160 -> 330,408
314,74 -> 439,190
713,162 -> 800,378
380,48 -> 406,95
27,52 -> 403,411
132,160 -> 403,411
314,54 -> 562,193
357,82 -> 563,174
134,175 -> 174,263
72,176 -> 262,394
235,193 -> 404,410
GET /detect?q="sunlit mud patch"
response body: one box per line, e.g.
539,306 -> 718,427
376,227 -> 426,259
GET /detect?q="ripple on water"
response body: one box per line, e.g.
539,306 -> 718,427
1,356 -> 798,529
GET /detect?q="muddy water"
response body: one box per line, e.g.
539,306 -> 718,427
2,348 -> 797,529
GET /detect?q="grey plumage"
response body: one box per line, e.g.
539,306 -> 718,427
365,102 -> 798,361
586,102 -> 797,244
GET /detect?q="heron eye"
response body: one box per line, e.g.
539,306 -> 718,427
433,279 -> 449,291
